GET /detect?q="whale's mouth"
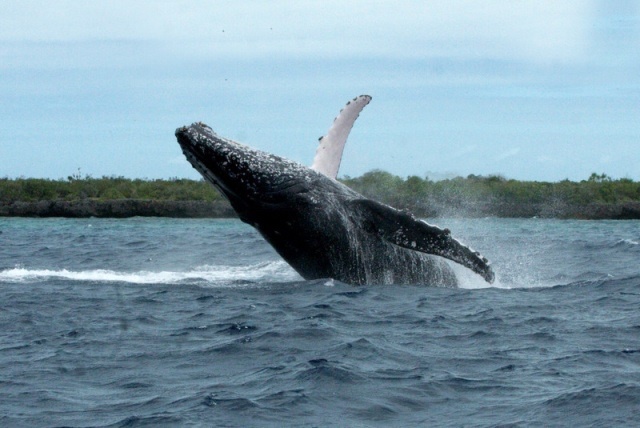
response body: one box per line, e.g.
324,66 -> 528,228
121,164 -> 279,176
180,144 -> 231,200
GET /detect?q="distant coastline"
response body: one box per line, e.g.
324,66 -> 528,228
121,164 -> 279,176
2,173 -> 639,219
2,199 -> 639,220
0,200 -> 235,219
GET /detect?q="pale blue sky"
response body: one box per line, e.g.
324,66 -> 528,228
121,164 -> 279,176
1,1 -> 638,181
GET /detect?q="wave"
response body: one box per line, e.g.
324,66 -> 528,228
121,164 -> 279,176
0,263 -> 557,289
614,238 -> 639,247
0,262 -> 301,286
3,263 -> 632,290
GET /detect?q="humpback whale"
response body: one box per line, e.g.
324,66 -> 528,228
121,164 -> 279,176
175,97 -> 494,286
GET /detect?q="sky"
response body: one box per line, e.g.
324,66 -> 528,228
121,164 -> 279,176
1,1 -> 639,182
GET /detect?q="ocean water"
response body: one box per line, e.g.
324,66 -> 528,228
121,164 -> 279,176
0,217 -> 639,427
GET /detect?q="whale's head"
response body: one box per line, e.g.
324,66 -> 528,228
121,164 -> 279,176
176,123 -> 322,219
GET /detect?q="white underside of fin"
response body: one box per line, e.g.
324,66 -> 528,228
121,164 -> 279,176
311,95 -> 371,179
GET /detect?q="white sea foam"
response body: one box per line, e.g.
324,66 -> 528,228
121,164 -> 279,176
0,261 -> 301,286
618,238 -> 639,246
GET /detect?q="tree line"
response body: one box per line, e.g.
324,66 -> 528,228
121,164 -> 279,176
0,176 -> 223,203
342,171 -> 639,208
1,171 -> 639,218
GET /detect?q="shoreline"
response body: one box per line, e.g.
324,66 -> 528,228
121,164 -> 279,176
1,199 -> 639,220
0,200 -> 235,219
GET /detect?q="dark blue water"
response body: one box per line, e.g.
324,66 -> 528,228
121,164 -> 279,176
1,217 -> 639,427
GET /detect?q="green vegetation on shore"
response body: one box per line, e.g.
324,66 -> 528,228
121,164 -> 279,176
0,176 -> 223,203
342,171 -> 640,217
1,172 -> 639,219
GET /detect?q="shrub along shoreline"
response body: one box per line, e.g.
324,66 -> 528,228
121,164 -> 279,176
1,172 -> 639,219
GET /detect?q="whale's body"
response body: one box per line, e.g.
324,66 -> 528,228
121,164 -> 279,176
175,120 -> 494,286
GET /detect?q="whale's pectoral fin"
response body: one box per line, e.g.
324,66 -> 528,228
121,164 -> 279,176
351,199 -> 495,283
311,95 -> 372,179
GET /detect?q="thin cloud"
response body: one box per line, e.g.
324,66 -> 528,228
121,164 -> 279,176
0,1 -> 595,64
496,147 -> 521,162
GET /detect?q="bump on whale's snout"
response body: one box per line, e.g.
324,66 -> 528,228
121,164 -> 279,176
174,123 -> 241,202
175,122 -> 238,176
175,125 -> 200,157
175,126 -> 188,140
175,123 -> 210,151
